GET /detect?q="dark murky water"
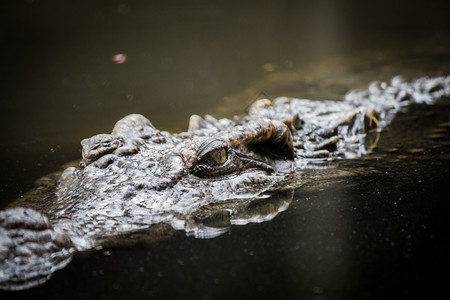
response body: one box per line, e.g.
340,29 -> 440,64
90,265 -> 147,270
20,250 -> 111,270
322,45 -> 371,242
1,1 -> 450,299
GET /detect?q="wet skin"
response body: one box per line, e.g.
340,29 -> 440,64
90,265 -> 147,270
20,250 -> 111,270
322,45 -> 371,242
0,75 -> 449,290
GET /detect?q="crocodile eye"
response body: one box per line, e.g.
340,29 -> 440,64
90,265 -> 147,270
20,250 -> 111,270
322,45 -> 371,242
191,140 -> 233,178
209,148 -> 227,165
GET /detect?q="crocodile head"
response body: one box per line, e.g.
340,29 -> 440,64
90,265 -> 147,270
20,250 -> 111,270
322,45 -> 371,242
79,114 -> 296,183
51,114 -> 299,248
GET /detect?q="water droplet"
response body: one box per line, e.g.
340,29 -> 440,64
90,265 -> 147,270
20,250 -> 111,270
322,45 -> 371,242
112,53 -> 128,64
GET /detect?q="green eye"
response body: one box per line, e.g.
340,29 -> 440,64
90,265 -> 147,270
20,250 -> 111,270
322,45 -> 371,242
209,148 -> 227,165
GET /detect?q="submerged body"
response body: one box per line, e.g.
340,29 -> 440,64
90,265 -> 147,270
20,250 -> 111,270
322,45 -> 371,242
0,76 -> 449,290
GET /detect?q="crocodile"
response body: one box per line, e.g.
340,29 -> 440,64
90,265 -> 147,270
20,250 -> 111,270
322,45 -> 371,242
0,75 -> 449,290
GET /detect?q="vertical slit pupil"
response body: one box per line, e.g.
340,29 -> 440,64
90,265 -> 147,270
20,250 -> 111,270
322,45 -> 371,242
210,148 -> 227,165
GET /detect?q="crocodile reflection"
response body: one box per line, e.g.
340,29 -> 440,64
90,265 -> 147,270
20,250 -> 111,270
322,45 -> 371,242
0,76 -> 449,291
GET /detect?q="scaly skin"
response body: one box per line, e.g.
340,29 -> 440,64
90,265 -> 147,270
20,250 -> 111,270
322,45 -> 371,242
0,75 -> 449,290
